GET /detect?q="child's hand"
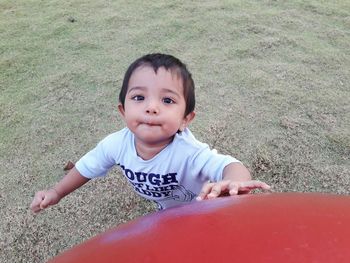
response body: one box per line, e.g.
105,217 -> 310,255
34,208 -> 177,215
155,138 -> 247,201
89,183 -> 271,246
30,188 -> 61,213
196,180 -> 271,201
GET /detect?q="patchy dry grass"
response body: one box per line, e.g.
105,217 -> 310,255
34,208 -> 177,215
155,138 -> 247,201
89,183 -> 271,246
1,0 -> 349,262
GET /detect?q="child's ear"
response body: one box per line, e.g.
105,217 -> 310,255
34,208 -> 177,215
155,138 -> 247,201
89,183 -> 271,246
118,104 -> 125,119
180,111 -> 196,131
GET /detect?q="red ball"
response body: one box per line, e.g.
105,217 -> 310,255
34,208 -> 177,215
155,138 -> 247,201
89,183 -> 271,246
50,193 -> 350,263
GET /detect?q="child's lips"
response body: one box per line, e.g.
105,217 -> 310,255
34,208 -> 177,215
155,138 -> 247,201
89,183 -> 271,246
142,121 -> 161,127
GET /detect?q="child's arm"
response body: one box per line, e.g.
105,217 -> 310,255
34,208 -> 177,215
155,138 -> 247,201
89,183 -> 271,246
196,163 -> 270,200
30,167 -> 90,213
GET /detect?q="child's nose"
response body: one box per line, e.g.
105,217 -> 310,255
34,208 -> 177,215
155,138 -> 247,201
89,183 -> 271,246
145,101 -> 159,115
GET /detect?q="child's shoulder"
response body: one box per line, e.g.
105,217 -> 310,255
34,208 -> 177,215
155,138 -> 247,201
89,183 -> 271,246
100,127 -> 132,144
174,128 -> 209,151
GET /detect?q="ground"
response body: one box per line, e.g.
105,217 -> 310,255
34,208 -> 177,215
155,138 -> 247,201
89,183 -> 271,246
0,1 -> 349,262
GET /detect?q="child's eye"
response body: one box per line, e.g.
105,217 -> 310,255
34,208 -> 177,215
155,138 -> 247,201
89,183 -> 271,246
163,97 -> 174,104
131,95 -> 144,101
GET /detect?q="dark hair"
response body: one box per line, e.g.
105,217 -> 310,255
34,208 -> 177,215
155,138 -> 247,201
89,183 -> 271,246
119,53 -> 195,116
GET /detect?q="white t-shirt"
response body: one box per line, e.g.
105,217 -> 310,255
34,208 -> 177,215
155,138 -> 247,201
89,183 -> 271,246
76,128 -> 240,209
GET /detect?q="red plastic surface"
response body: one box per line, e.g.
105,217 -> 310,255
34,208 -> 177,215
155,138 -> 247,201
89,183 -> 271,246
50,193 -> 350,263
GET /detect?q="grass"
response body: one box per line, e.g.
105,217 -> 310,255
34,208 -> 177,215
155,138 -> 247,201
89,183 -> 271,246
1,0 -> 349,262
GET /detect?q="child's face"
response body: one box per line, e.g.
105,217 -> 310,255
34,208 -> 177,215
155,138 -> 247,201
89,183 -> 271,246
119,66 -> 194,147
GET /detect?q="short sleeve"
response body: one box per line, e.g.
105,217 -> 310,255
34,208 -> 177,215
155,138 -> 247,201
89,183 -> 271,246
75,134 -> 119,179
191,146 -> 241,182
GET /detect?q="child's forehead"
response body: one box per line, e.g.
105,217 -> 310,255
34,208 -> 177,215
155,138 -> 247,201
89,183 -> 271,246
129,65 -> 183,88
131,65 -> 183,82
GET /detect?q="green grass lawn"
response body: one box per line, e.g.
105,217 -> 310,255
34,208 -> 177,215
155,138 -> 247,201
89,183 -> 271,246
1,0 -> 349,262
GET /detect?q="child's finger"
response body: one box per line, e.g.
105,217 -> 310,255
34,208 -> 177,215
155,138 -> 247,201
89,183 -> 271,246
30,192 -> 45,213
249,180 -> 271,190
260,181 -> 271,190
40,195 -> 52,209
196,181 -> 215,201
30,202 -> 40,213
30,192 -> 44,208
239,180 -> 271,191
207,181 -> 230,199
228,182 -> 239,195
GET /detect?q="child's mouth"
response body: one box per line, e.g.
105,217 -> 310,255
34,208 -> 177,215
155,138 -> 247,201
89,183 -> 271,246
143,122 -> 160,127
